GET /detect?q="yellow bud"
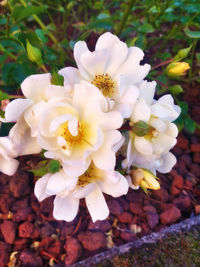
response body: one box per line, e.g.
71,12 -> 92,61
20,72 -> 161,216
166,62 -> 190,77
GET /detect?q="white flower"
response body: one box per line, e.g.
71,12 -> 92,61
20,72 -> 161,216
4,73 -> 71,156
34,162 -> 129,222
36,82 -> 124,176
123,81 -> 180,172
59,32 -> 150,118
0,137 -> 19,175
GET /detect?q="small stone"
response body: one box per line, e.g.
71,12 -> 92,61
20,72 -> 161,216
117,212 -> 133,223
195,205 -> 200,214
48,241 -> 62,257
176,137 -> 188,149
78,231 -> 106,251
107,199 -> 124,215
129,201 -> 142,214
170,175 -> 184,196
14,239 -> 28,250
0,195 -> 14,213
64,237 -> 82,265
0,220 -> 17,244
190,164 -> 200,177
19,251 -> 43,267
13,208 -> 32,222
9,171 -> 30,198
120,231 -> 136,242
144,205 -> 159,229
160,207 -> 181,225
11,198 -> 28,212
88,220 -> 111,232
173,195 -> 191,211
40,223 -> 55,238
190,144 -> 200,153
151,187 -> 168,202
180,155 -> 192,167
193,153 -> 200,163
19,222 -> 34,238
39,237 -> 54,249
0,241 -> 11,267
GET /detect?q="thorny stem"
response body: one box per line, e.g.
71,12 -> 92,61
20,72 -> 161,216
115,0 -> 135,36
152,59 -> 173,70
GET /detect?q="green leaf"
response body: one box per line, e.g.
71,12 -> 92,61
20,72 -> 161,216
169,85 -> 184,95
51,70 -> 64,86
132,120 -> 149,137
173,45 -> 192,61
139,23 -> 155,33
48,160 -> 61,173
29,160 -> 48,177
184,27 -> 200,39
196,53 -> 200,64
12,5 -> 45,22
0,90 -> 12,100
26,40 -> 43,66
179,101 -> 188,116
184,116 -> 196,133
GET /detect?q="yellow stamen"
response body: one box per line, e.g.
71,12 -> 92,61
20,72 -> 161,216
91,73 -> 116,97
77,163 -> 101,188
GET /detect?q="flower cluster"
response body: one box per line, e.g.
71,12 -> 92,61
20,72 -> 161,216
0,32 -> 180,222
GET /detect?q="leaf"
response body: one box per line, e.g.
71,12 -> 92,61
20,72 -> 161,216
184,27 -> 200,39
0,90 -> 12,100
51,70 -> 64,86
179,101 -> 188,115
29,160 -> 48,177
184,116 -> 196,133
131,120 -> 149,136
169,85 -> 184,95
139,23 -> 155,33
196,53 -> 200,64
48,160 -> 61,173
12,5 -> 45,22
173,45 -> 192,61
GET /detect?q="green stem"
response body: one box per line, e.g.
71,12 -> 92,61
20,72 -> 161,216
189,39 -> 197,80
0,43 -> 17,60
115,0 -> 135,36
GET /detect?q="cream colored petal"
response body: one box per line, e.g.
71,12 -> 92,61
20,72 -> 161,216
53,195 -> 79,222
138,80 -> 156,106
58,67 -> 81,86
152,133 -> 177,154
34,174 -> 51,201
149,118 -> 166,132
165,123 -> 178,138
85,184 -> 109,222
0,156 -> 19,176
5,99 -> 33,122
157,152 -> 177,173
134,136 -> 153,156
45,84 -> 72,100
71,183 -> 95,199
131,99 -> 151,123
21,73 -> 51,102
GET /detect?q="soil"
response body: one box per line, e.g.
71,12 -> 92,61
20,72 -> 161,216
0,83 -> 199,267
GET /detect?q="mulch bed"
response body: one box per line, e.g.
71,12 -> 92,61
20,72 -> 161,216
0,83 -> 199,267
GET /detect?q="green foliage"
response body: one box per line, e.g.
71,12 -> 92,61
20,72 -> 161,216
169,85 -> 184,95
131,120 -> 149,137
29,159 -> 61,177
51,70 -> 64,86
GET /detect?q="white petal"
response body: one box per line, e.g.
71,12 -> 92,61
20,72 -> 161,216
149,118 -> 166,132
46,170 -> 71,195
138,80 -> 156,106
120,85 -> 139,106
165,123 -> 178,138
58,67 -> 81,86
53,195 -> 79,222
131,99 -> 151,123
71,183 -> 96,199
85,184 -> 109,222
21,73 -> 51,102
134,136 -> 153,156
98,171 -> 129,197
34,174 -> 51,201
157,152 -> 177,173
99,111 -> 123,131
0,156 -> 19,176
45,85 -> 72,100
115,47 -> 150,84
152,133 -> 177,154
5,99 -> 33,122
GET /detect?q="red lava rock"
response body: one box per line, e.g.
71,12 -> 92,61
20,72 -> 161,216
78,231 -> 106,251
9,171 -> 30,198
151,187 -> 168,202
107,199 -> 124,215
39,237 -> 54,249
0,173 -> 10,185
19,251 -> 43,267
176,137 -> 189,149
193,152 -> 200,163
11,198 -> 28,211
119,198 -> 129,211
41,223 -> 55,238
173,195 -> 191,211
141,223 -> 150,235
190,163 -> 200,177
129,201 -> 142,214
14,239 -> 28,250
48,241 -> 62,257
0,220 -> 17,244
88,220 -> 111,232
160,203 -> 174,211
64,237 -> 82,265
13,207 -> 32,222
31,226 -> 40,239
0,241 -> 11,267
190,144 -> 200,153
0,194 -> 14,213
120,231 -> 136,242
160,207 -> 181,225
144,205 -> 159,229
117,212 -> 133,223
19,222 -> 34,238
60,224 -> 75,237
170,175 -> 184,196
195,205 -> 200,214
180,154 -> 192,167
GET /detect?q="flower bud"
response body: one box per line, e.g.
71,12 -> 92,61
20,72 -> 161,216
130,168 -> 160,190
166,62 -> 190,77
26,40 -> 43,66
131,120 -> 149,137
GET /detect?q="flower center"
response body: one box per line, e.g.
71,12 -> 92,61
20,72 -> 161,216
91,73 -> 116,98
76,163 -> 100,188
61,122 -> 84,147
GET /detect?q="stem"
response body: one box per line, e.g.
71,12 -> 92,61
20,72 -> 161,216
152,58 -> 173,70
189,39 -> 197,80
115,0 -> 135,36
0,43 -> 17,60
41,64 -> 48,73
